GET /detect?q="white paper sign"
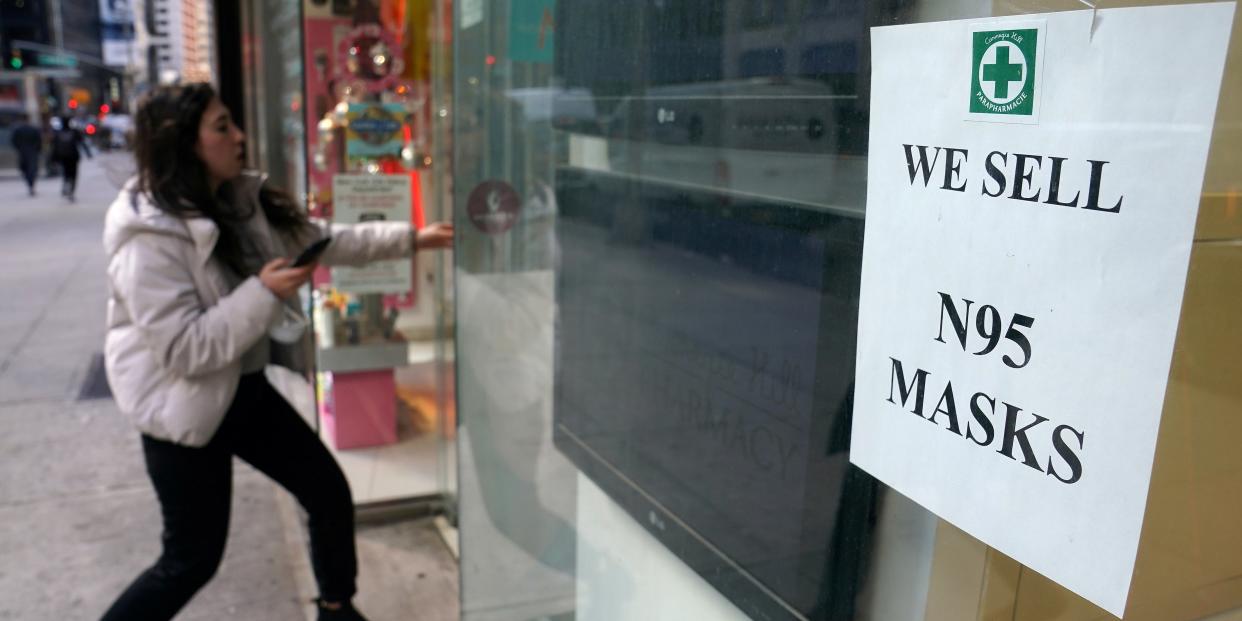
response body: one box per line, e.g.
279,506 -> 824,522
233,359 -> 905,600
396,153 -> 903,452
332,174 -> 412,294
851,4 -> 1233,616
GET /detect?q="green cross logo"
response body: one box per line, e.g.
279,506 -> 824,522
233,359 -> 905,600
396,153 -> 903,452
971,29 -> 1038,116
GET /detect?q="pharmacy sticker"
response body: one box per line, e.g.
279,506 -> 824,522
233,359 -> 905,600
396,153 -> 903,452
968,22 -> 1044,123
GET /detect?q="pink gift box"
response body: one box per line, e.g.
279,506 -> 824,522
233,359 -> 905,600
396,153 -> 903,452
320,370 -> 398,450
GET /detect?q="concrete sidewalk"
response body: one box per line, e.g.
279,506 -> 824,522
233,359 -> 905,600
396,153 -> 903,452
0,155 -> 458,620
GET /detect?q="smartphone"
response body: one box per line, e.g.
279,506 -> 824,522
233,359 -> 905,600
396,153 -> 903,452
292,236 -> 332,267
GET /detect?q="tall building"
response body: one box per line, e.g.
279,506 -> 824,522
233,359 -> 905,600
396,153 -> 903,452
180,0 -> 213,83
119,0 -> 151,102
60,0 -> 124,111
149,0 -> 214,84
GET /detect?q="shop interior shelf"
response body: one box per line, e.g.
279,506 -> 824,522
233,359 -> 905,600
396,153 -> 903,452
316,340 -> 443,373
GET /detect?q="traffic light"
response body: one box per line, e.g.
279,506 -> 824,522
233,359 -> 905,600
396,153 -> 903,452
8,50 -> 22,70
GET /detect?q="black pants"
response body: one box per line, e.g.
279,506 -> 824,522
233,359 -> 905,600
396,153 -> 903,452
18,154 -> 38,191
60,157 -> 79,197
101,373 -> 356,621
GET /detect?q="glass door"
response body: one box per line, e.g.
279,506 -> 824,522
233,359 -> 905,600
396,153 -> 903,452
300,0 -> 446,508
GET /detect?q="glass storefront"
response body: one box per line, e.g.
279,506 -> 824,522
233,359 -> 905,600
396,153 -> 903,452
296,0 -> 456,508
238,0 -> 458,513
234,0 -> 1242,617
451,1 -> 1242,620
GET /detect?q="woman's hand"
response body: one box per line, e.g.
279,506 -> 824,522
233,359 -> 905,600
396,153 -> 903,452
416,222 -> 455,250
259,258 -> 315,300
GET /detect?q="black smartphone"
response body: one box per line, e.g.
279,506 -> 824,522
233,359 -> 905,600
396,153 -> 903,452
292,236 -> 332,267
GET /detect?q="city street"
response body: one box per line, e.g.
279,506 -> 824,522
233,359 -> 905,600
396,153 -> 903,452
0,152 -> 459,620
0,154 -> 315,620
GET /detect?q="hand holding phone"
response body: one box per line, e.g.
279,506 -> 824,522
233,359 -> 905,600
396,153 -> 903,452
259,259 -> 314,300
292,236 -> 332,267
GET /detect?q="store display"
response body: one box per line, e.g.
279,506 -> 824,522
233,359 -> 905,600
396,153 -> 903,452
345,103 -> 407,162
300,0 -> 442,481
331,174 -> 414,295
338,24 -> 406,94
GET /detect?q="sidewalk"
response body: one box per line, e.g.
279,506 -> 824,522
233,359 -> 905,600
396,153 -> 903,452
0,155 -> 458,620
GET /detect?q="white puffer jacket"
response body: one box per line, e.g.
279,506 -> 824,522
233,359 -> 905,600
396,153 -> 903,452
103,172 -> 414,446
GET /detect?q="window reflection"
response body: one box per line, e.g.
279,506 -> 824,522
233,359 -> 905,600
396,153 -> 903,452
549,1 -> 913,619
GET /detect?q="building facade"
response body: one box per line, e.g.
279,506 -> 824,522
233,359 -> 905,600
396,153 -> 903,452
224,0 -> 1242,619
149,0 -> 214,84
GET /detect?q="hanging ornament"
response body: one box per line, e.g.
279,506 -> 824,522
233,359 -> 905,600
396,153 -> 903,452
337,24 -> 405,94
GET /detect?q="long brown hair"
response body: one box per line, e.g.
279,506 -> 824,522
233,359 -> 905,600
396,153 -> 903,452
132,83 -> 309,276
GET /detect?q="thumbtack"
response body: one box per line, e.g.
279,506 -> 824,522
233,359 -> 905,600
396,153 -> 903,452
1078,0 -> 1100,42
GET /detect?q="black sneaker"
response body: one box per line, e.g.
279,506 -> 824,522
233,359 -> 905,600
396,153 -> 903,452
316,599 -> 370,621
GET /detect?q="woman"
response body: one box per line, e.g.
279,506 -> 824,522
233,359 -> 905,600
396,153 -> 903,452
100,83 -> 453,621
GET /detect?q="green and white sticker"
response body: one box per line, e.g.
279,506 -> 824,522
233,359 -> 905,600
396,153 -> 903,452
967,22 -> 1044,123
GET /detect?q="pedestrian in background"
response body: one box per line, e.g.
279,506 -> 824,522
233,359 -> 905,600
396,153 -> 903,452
99,83 -> 453,621
9,120 -> 42,196
50,116 -> 92,201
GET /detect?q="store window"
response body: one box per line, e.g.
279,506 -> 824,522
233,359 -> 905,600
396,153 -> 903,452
240,0 -> 456,513
453,0 -> 1242,620
295,0 -> 455,510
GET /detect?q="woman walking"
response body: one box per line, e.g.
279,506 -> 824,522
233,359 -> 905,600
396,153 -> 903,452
100,83 -> 453,621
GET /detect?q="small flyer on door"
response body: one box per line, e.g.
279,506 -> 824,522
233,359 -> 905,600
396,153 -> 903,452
331,174 -> 412,294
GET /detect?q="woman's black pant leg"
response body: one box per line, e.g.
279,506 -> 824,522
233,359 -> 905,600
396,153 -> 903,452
100,436 -> 232,621
229,376 -> 358,602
